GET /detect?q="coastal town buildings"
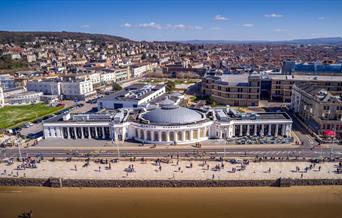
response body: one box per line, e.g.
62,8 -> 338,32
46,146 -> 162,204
291,83 -> 342,139
43,94 -> 293,144
202,73 -> 261,107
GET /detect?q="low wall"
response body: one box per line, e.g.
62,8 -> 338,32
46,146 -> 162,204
1,178 -> 342,188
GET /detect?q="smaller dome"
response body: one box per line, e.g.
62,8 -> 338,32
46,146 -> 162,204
158,98 -> 175,107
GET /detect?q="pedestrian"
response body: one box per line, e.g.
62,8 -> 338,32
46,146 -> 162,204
159,165 -> 162,171
178,167 -> 181,172
98,166 -> 101,172
74,164 -> 77,171
318,166 -> 321,171
301,173 -> 303,179
212,174 -> 215,180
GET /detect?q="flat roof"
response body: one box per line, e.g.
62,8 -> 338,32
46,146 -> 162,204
101,84 -> 165,101
270,74 -> 342,82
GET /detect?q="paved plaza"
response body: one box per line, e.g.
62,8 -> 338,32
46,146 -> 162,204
0,159 -> 341,180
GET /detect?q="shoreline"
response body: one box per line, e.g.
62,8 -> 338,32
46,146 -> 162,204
1,177 -> 342,188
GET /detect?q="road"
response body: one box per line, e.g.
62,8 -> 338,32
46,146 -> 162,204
2,146 -> 341,160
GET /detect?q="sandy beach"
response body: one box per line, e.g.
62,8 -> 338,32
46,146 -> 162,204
1,159 -> 341,180
0,186 -> 342,218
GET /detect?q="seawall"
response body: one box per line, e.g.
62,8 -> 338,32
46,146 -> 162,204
0,178 -> 342,188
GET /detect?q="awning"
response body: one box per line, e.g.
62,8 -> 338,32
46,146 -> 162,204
323,130 -> 336,136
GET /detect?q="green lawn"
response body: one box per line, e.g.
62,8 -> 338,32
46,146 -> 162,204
0,103 -> 63,129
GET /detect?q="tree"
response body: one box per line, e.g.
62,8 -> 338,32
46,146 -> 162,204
166,80 -> 176,93
112,82 -> 122,91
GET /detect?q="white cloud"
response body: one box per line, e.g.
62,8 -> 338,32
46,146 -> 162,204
122,22 -> 202,31
138,22 -> 162,29
122,23 -> 132,28
318,16 -> 326,20
80,24 -> 90,28
214,15 -> 228,21
264,13 -> 283,18
273,28 -> 287,32
240,23 -> 254,27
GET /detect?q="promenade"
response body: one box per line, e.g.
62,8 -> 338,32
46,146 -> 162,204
1,159 -> 341,180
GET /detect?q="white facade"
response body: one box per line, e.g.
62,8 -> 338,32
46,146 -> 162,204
27,80 -> 61,95
0,87 -> 4,107
61,80 -> 95,100
98,85 -> 166,110
132,65 -> 148,78
6,91 -> 43,105
100,71 -> 116,84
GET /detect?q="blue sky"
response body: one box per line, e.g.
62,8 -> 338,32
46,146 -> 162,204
0,0 -> 341,41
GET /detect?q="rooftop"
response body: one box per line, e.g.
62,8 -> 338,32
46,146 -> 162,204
101,84 -> 165,101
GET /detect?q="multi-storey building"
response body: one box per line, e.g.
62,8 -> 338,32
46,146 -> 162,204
270,74 -> 342,102
281,61 -> 342,76
0,87 -> 4,107
60,80 -> 96,100
27,79 -> 61,95
202,73 -> 261,107
291,84 -> 342,140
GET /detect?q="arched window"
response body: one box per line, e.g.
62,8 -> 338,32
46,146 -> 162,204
185,131 -> 190,140
140,129 -> 144,140
193,130 -> 198,139
162,132 -> 167,141
154,131 -> 159,141
170,132 -> 175,141
146,131 -> 151,141
177,131 -> 183,141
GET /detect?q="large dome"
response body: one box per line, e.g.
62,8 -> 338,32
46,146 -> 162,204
142,105 -> 204,125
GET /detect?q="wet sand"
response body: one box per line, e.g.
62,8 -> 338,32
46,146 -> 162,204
0,186 -> 342,218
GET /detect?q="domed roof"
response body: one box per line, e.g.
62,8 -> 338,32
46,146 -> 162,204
142,105 -> 204,125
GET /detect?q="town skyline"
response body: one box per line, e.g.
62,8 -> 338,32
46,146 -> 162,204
0,0 -> 342,41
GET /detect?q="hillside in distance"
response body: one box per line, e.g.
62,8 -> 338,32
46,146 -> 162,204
0,31 -> 131,44
182,37 -> 342,45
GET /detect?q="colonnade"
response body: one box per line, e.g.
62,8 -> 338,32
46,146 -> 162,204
135,126 -> 209,143
232,123 -> 290,137
61,126 -> 111,140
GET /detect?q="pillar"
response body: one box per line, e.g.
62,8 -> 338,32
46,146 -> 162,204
239,125 -> 243,137
81,127 -> 84,139
268,124 -> 271,136
246,125 -> 250,136
95,127 -> 98,138
158,131 -> 162,142
102,127 -> 105,139
275,124 -> 279,137
254,124 -> 257,136
166,131 -> 170,142
282,124 -> 286,136
190,130 -> 194,141
260,125 -> 264,136
182,131 -> 186,141
174,131 -> 178,142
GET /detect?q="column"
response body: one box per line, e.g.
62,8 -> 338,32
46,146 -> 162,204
182,131 -> 186,141
158,131 -> 162,142
239,125 -> 243,137
95,127 -> 98,138
275,124 -> 279,137
68,127 -> 72,139
254,124 -> 257,136
102,127 -> 105,139
190,130 -> 194,141
246,125 -> 250,136
174,131 -> 178,142
281,124 -> 286,136
81,127 -> 84,139
268,124 -> 271,136
166,131 -> 170,142
260,125 -> 264,136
